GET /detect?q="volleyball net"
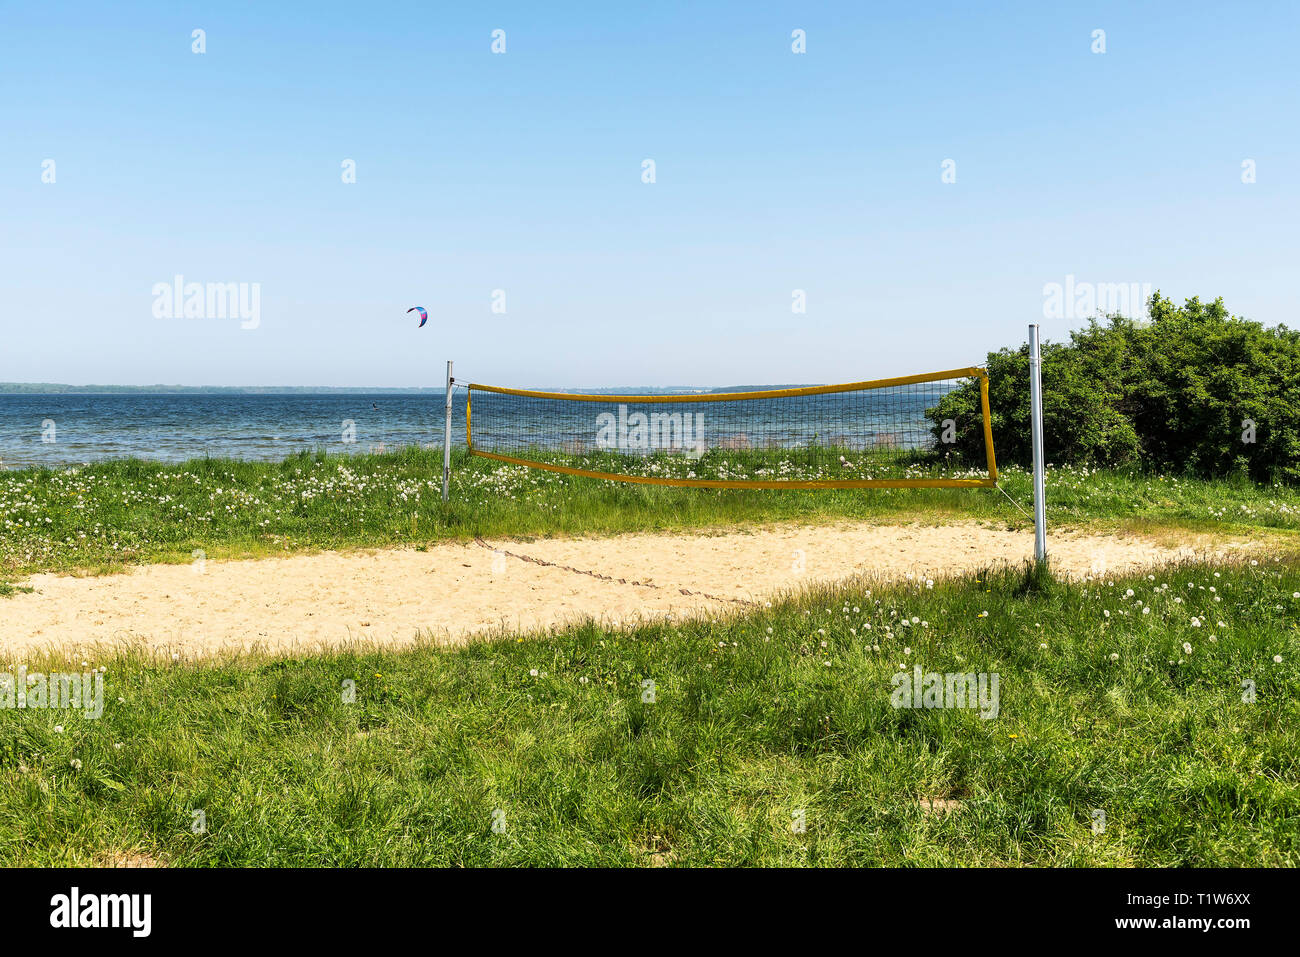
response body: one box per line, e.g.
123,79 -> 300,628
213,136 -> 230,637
461,367 -> 997,489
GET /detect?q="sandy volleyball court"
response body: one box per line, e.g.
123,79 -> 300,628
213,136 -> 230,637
1,522 -> 1254,659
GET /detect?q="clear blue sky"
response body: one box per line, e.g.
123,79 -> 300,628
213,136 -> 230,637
3,1 -> 1297,388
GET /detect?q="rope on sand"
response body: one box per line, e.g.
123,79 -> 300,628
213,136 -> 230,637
472,537 -> 758,608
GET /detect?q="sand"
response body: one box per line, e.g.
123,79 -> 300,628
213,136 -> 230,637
0,521 -> 1254,659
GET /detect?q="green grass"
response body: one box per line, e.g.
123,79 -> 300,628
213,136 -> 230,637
4,448 -> 1297,865
2,447 -> 1298,583
2,557 -> 1297,866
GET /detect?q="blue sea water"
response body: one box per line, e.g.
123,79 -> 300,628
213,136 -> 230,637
0,387 -> 951,469
0,394 -> 453,468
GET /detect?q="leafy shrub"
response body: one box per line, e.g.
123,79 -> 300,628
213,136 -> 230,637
929,295 -> 1300,482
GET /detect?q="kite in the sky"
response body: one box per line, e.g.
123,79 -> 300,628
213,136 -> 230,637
407,306 -> 428,328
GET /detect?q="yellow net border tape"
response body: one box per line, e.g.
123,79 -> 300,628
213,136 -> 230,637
466,450 -> 995,489
467,366 -> 985,403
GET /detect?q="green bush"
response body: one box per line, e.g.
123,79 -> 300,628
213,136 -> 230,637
930,295 -> 1300,483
